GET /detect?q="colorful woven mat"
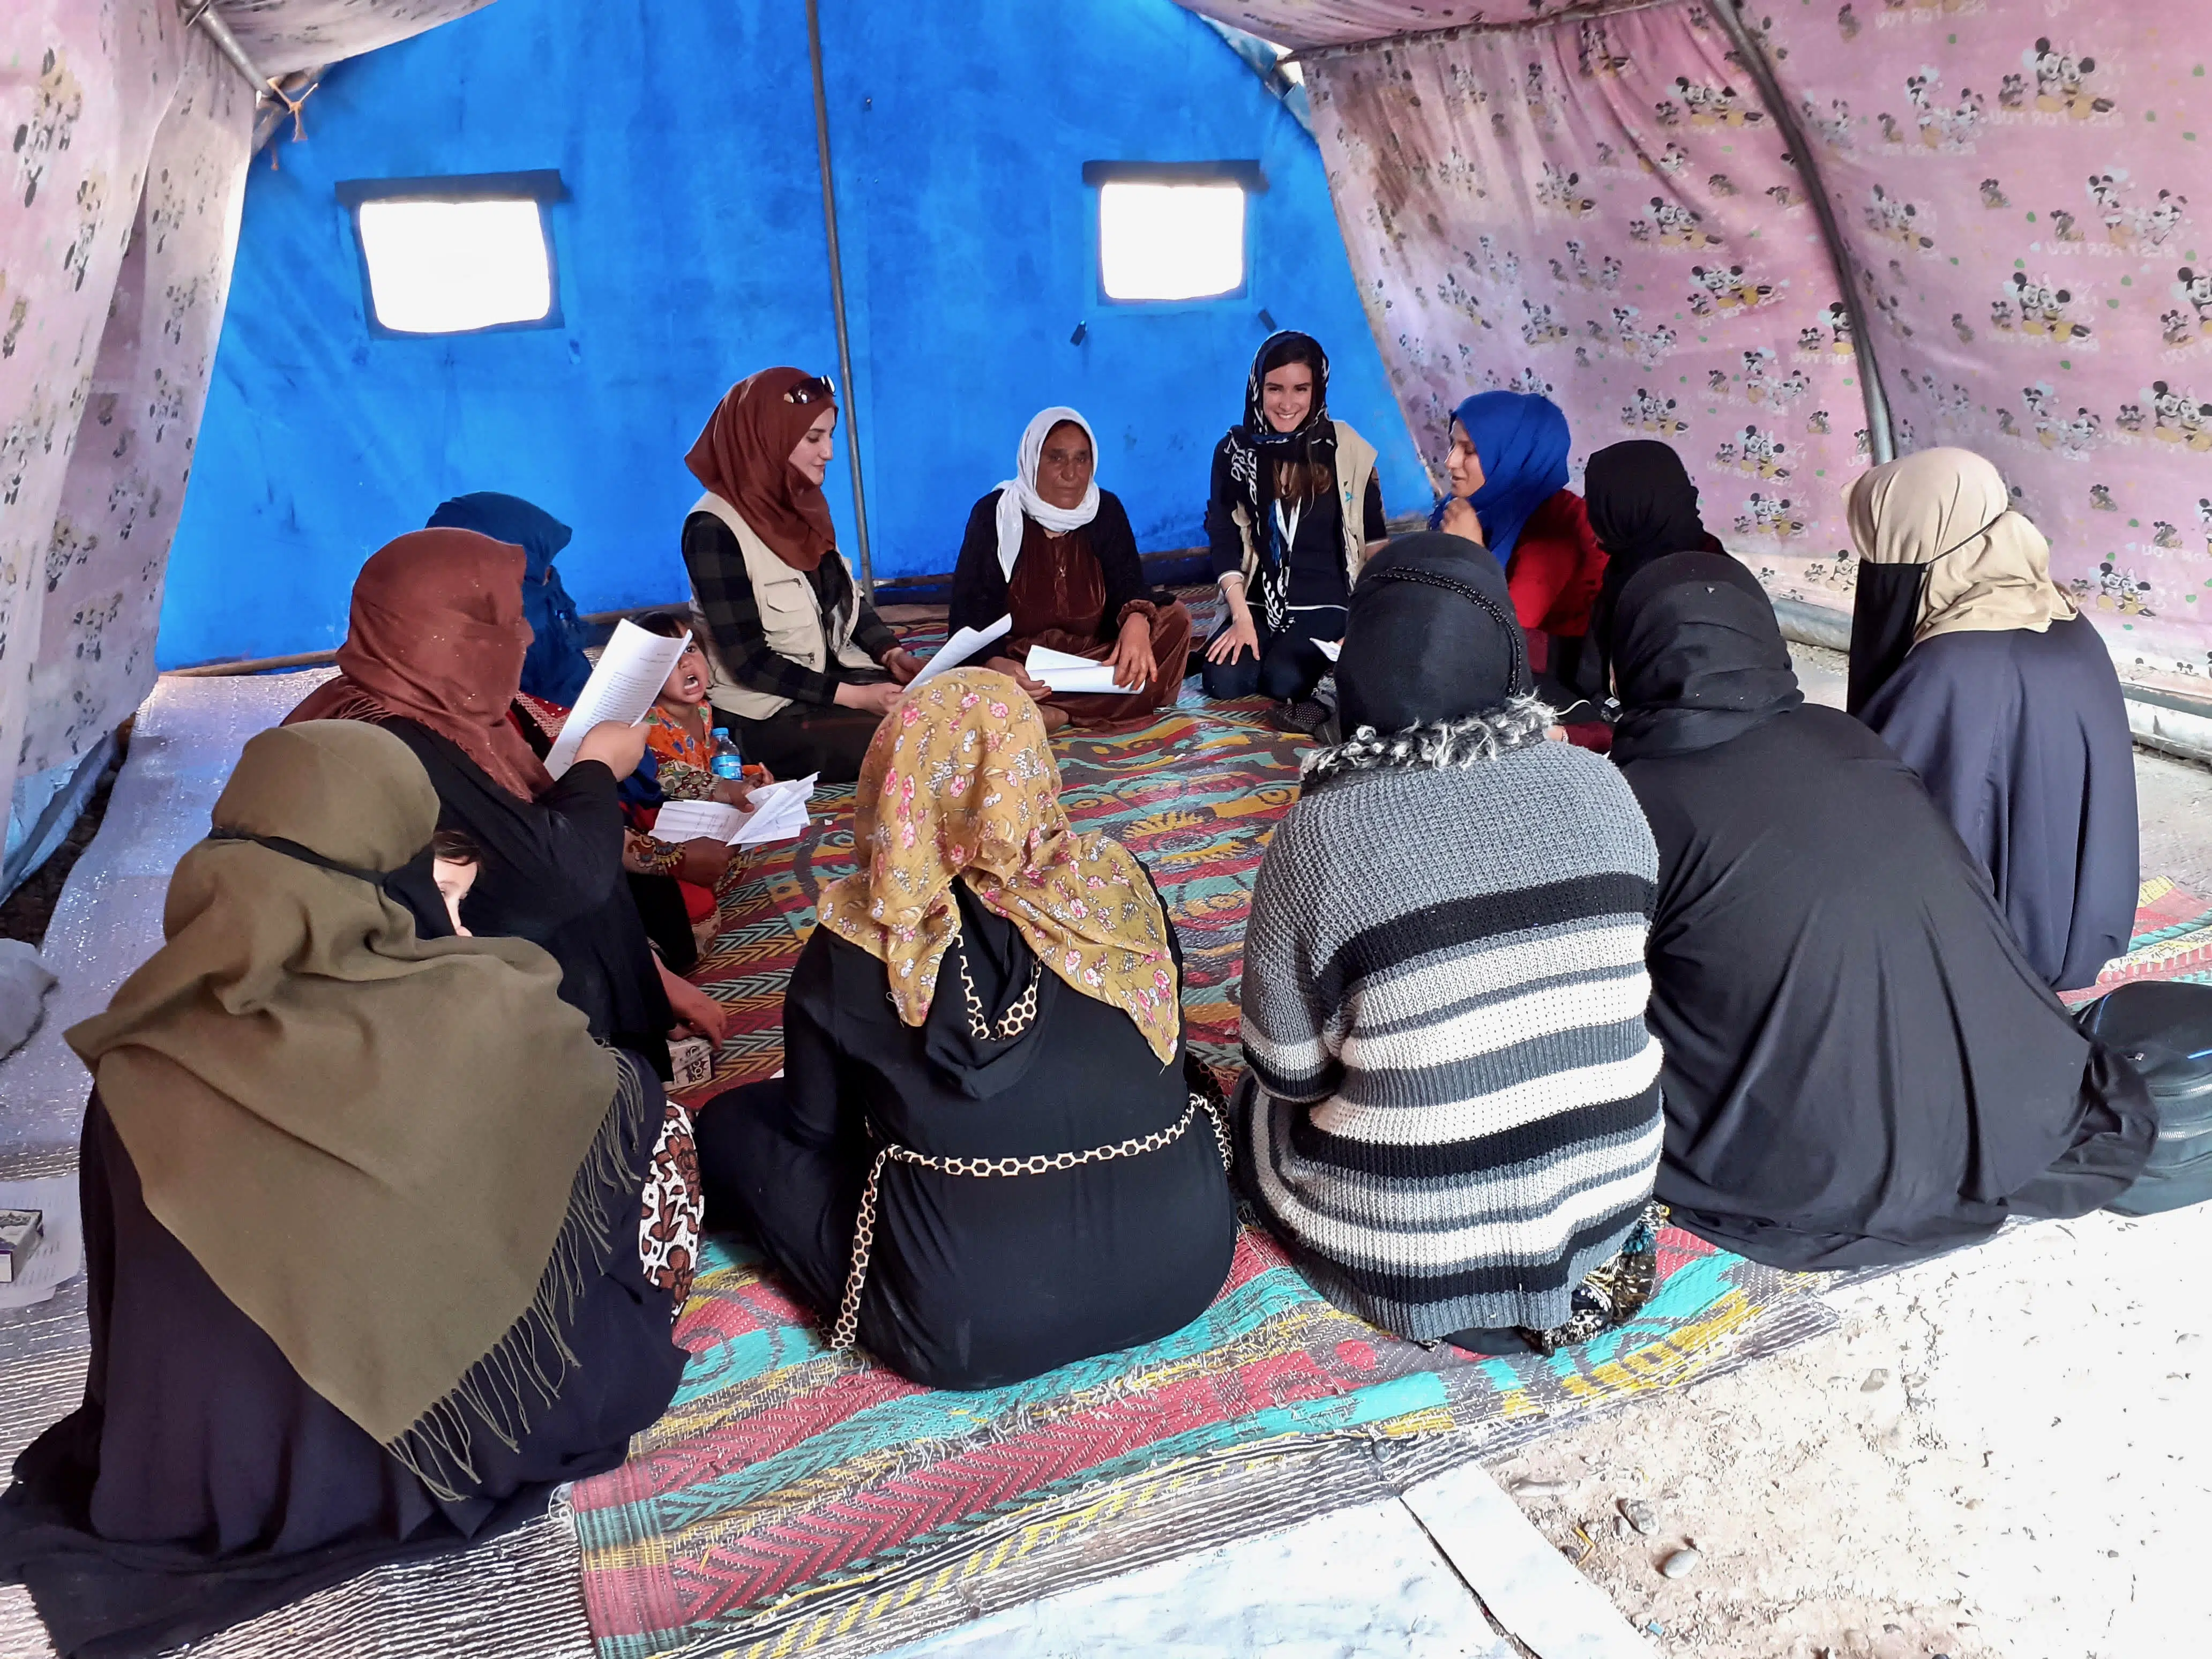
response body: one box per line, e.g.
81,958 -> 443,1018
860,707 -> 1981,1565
668,664 -> 1296,1102
571,1223 -> 1815,1659
576,632 -> 1835,1658
2061,877 -> 2212,1006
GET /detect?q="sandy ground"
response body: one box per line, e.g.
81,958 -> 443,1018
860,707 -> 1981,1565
1479,645 -> 2212,1659
1489,1204 -> 2211,1659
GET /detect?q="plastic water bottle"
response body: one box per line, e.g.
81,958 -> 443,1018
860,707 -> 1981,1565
710,727 -> 746,781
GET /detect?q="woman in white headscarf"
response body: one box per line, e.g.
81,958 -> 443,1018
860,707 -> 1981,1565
1846,447 -> 2137,991
948,407 -> 1194,732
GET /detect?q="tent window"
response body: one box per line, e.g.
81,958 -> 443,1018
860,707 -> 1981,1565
1098,182 -> 1246,302
1083,162 -> 1265,305
337,171 -> 567,338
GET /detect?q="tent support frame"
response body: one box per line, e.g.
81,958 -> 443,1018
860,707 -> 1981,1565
1708,0 -> 1895,465
807,0 -> 874,595
1281,0 -> 1897,468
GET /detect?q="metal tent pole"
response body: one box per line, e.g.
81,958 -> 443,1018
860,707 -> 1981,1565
1710,0 -> 1896,465
806,0 -> 874,594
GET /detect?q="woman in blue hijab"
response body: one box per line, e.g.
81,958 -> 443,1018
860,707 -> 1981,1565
426,493 -> 594,707
1430,392 -> 1607,715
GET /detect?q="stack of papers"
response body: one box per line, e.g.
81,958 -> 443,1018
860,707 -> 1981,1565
545,619 -> 692,776
647,774 -> 819,848
909,614 -> 1013,687
1026,644 -> 1137,695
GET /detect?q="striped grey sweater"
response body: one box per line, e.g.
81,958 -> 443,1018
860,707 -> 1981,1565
1235,710 -> 1662,1339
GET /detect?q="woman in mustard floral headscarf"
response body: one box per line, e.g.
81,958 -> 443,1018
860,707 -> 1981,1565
692,669 -> 1235,1388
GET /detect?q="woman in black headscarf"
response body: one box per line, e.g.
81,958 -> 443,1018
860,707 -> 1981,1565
1845,449 -> 2136,992
1200,332 -> 1387,724
1611,552 -> 2158,1269
1580,440 -> 1723,696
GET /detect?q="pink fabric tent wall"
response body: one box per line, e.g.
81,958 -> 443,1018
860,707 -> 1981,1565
0,0 -> 486,866
1755,3 -> 2212,690
2,3 -> 247,833
1184,0 -> 2212,696
1298,4 -> 1872,608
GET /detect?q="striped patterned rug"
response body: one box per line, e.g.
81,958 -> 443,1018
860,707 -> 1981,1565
664,689 -> 1297,1099
2062,877 -> 2212,1005
573,653 -> 1839,1659
570,1224 -> 1819,1659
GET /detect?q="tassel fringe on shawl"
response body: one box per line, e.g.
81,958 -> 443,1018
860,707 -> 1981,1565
384,1052 -> 657,1502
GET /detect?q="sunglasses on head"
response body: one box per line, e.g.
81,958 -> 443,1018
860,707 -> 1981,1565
783,375 -> 837,405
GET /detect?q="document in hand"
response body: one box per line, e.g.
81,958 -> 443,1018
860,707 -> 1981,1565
908,614 -> 1013,689
645,775 -> 819,849
1026,644 -> 1137,695
545,619 -> 692,776
1314,639 -> 1342,663
729,775 -> 818,847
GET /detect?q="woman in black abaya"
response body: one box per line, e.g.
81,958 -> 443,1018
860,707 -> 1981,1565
286,527 -> 733,1073
1580,439 -> 1725,697
1610,552 -> 2157,1269
1846,448 -> 2136,992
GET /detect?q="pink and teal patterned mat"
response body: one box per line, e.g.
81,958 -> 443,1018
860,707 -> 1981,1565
573,615 -> 2212,1659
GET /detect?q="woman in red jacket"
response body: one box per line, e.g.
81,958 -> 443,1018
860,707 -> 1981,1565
1431,391 -> 1606,711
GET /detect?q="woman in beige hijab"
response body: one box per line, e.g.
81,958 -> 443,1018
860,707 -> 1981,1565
0,723 -> 691,1659
1845,447 -> 2136,991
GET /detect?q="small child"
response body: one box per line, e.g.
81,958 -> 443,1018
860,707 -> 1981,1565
620,612 -> 769,963
430,827 -> 481,938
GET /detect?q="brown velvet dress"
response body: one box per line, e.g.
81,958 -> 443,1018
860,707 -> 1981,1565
1005,520 -> 1193,730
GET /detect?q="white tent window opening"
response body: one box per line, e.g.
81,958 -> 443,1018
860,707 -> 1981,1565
354,196 -> 555,334
1098,180 -> 1247,302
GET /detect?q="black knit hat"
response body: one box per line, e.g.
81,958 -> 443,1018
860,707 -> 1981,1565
1336,532 -> 1531,734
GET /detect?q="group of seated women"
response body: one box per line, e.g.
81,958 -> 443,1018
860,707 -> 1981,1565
6,339 -> 2209,1658
676,332 -> 1626,760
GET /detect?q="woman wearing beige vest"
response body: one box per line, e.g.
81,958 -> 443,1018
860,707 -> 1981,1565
681,369 -> 922,782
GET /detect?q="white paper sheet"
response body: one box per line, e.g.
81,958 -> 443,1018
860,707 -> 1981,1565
545,619 -> 691,776
730,774 -> 817,847
909,614 -> 1013,688
646,798 -> 744,844
0,1176 -> 84,1310
1027,643 -> 1137,695
645,775 -> 818,848
1315,638 -> 1342,662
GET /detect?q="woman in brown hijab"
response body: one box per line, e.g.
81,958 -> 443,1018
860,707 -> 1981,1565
683,367 -> 922,782
289,527 -> 724,1072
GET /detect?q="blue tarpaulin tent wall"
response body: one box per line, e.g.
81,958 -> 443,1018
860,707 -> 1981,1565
159,0 -> 1427,669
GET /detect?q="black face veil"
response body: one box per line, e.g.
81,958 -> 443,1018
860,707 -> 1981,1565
205,829 -> 457,942
1845,561 -> 1929,716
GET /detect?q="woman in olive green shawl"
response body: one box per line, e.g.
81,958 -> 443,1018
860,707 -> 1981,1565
0,722 -> 690,1659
